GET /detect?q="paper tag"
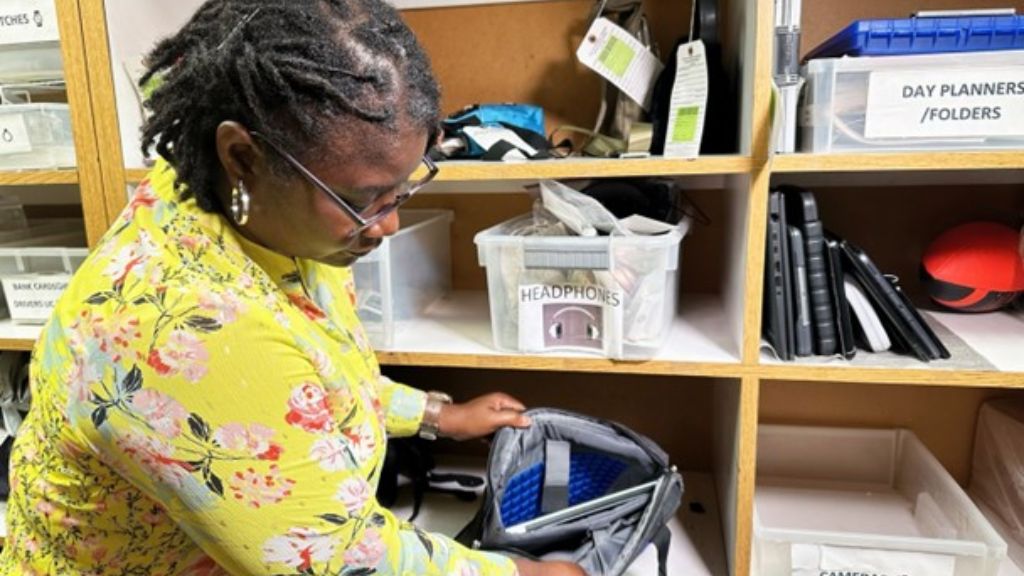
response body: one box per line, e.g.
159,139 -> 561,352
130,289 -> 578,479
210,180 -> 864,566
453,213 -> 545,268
0,0 -> 60,45
2,275 -> 72,323
575,17 -> 663,109
518,284 -> 624,356
865,68 -> 1024,139
792,543 -> 956,576
0,114 -> 32,155
663,41 -> 708,158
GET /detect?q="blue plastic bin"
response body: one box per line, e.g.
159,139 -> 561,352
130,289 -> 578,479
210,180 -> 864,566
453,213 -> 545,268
806,15 -> 1024,61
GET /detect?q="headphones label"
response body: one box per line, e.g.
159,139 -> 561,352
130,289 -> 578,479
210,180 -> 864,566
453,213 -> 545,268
518,284 -> 624,355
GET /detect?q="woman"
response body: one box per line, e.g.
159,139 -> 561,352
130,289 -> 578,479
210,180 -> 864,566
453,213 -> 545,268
0,1 -> 583,575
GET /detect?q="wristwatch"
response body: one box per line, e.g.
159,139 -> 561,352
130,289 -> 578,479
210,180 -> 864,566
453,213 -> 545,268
418,391 -> 453,441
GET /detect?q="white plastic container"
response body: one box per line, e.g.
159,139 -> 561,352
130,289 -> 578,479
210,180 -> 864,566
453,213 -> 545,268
0,1 -> 63,83
0,247 -> 88,323
0,104 -> 75,170
0,43 -> 63,84
801,50 -> 1024,153
755,425 -> 1007,576
474,215 -> 687,360
352,210 -> 452,349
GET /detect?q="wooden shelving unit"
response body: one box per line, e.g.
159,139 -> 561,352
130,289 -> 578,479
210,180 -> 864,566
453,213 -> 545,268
0,170 -> 79,186
772,151 -> 1024,173
2,0 -> 1019,573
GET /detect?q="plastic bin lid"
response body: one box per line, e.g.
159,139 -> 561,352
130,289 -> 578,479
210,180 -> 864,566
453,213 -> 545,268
805,14 -> 1024,61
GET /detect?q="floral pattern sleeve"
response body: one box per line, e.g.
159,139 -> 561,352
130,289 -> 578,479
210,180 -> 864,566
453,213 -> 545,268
72,309 -> 513,576
378,375 -> 427,437
0,161 -> 517,576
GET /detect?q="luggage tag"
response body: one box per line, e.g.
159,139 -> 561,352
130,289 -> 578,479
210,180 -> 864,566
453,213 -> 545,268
662,40 -> 708,159
576,17 -> 663,110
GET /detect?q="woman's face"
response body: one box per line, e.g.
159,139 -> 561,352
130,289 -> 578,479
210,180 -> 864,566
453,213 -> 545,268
217,120 -> 429,267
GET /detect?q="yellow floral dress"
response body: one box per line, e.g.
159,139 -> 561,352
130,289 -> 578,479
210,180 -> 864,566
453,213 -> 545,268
0,160 -> 517,576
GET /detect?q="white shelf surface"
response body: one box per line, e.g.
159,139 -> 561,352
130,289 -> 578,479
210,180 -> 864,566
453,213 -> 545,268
760,308 -> 1024,374
378,292 -> 741,365
0,319 -> 43,344
388,461 -> 727,576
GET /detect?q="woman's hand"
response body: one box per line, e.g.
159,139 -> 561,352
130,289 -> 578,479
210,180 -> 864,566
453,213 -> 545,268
512,558 -> 587,576
437,392 -> 531,441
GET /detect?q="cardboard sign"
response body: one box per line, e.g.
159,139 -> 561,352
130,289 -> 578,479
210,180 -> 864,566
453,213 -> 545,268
0,0 -> 59,45
0,114 -> 32,155
3,273 -> 72,324
865,68 -> 1024,139
518,284 -> 624,356
792,543 -> 956,576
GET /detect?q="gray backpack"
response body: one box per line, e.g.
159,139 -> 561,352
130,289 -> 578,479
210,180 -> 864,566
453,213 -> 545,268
456,408 -> 683,575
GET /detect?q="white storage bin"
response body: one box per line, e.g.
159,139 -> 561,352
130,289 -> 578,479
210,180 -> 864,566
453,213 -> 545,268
0,247 -> 88,323
352,210 -> 452,348
801,50 -> 1024,153
0,1 -> 62,83
474,215 -> 687,360
970,399 -> 1024,570
755,425 -> 1007,576
0,104 -> 75,170
0,43 -> 63,84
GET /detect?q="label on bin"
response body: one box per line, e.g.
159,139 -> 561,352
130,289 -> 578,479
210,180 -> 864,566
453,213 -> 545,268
518,284 -> 623,356
0,0 -> 59,45
791,543 -> 955,576
0,114 -> 31,155
2,274 -> 71,323
865,68 -> 1024,139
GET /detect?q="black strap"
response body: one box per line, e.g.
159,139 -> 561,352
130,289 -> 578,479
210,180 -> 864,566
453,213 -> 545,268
653,525 -> 672,576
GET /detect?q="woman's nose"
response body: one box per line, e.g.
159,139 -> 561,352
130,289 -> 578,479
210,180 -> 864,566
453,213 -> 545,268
361,210 -> 400,238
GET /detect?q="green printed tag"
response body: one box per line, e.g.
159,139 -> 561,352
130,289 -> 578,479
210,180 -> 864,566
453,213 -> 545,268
672,106 -> 700,142
598,36 -> 635,78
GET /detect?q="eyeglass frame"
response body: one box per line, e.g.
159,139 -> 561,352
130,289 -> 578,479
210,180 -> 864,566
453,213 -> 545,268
249,130 -> 438,236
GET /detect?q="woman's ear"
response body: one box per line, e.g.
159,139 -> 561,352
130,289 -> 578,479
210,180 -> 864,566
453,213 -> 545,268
215,121 -> 261,185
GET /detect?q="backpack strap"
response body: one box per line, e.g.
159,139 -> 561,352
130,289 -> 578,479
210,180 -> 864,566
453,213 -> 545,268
541,439 -> 571,514
653,524 -> 672,576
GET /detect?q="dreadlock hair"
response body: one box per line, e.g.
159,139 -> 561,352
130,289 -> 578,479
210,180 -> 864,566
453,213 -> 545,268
139,0 -> 441,212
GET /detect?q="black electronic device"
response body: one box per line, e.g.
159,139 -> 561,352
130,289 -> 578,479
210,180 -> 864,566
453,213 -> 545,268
840,239 -> 950,362
780,185 -> 837,356
789,226 -> 813,356
763,190 -> 794,360
824,235 -> 856,359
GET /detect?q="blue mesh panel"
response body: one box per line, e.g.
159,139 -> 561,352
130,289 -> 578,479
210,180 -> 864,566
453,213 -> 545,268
500,452 -> 628,526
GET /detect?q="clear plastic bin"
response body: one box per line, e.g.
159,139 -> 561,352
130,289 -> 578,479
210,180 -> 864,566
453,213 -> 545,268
352,210 -> 452,349
0,218 -> 85,247
474,215 -> 687,360
0,196 -> 27,232
800,50 -> 1024,153
0,104 -> 75,170
0,43 -> 63,84
970,400 -> 1024,570
755,425 -> 1007,576
0,247 -> 88,323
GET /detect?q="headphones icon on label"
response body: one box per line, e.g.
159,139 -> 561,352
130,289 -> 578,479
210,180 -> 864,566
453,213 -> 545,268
546,306 -> 601,345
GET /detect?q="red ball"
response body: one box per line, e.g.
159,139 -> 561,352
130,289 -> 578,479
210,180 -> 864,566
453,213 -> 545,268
922,222 -> 1024,312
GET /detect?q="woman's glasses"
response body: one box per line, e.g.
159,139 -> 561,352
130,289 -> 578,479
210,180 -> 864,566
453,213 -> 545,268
250,131 -> 438,236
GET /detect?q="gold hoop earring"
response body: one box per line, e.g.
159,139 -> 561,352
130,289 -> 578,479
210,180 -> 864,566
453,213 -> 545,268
230,180 -> 250,226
